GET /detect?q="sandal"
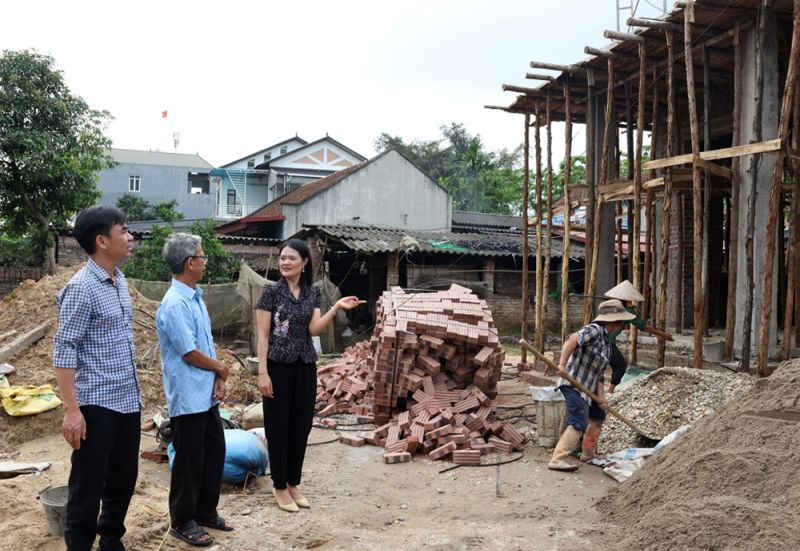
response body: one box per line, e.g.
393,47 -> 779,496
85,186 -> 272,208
197,515 -> 234,532
169,520 -> 214,547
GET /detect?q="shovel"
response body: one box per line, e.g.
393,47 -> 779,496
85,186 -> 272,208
519,339 -> 660,444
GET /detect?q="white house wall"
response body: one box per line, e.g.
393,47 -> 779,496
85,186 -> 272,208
272,140 -> 361,172
224,138 -> 306,169
281,151 -> 451,237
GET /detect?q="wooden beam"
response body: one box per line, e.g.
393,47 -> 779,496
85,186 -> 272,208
530,61 -> 584,74
627,17 -> 682,32
603,29 -> 645,43
534,103 -> 545,357
526,73 -> 555,82
0,322 -> 51,363
584,46 -> 638,61
758,0 -> 800,376
502,84 -> 545,95
694,157 -> 732,179
541,90 -> 555,355
643,138 -> 783,170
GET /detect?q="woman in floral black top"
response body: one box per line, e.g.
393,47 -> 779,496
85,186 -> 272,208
256,239 -> 362,512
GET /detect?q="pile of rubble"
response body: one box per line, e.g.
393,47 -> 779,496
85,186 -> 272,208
598,366 -> 754,452
316,286 -> 526,464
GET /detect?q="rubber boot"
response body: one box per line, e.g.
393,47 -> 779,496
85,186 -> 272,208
548,426 -> 583,472
580,420 -> 605,462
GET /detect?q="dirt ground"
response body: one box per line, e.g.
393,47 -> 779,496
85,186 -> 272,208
0,374 -> 622,551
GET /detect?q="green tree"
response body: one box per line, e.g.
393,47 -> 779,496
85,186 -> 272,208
116,193 -> 152,221
0,50 -> 114,271
152,199 -> 184,223
124,220 -> 239,283
0,231 -> 37,266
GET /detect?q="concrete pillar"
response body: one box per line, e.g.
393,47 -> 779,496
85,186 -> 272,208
591,94 -> 618,297
483,259 -> 495,294
734,11 -> 780,354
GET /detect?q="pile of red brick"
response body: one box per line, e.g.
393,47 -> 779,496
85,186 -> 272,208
316,286 -> 526,464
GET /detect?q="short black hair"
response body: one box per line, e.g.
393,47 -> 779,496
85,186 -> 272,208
74,206 -> 128,255
281,238 -> 313,288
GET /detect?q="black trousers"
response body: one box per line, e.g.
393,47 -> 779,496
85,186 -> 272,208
262,360 -> 316,489
609,343 -> 628,385
65,405 -> 140,551
169,405 -> 226,528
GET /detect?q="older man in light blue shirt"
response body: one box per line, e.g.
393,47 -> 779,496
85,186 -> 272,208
156,233 -> 234,547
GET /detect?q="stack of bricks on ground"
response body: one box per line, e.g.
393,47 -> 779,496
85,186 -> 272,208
316,285 -> 525,464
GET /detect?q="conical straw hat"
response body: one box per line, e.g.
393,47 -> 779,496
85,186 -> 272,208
604,279 -> 645,302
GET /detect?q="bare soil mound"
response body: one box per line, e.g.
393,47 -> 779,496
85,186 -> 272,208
598,359 -> 800,551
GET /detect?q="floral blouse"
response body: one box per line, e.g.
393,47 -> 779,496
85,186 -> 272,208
256,279 -> 321,364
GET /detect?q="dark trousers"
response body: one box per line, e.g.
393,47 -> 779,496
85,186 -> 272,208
65,406 -> 140,551
609,343 -> 628,385
169,405 -> 225,528
262,360 -> 316,489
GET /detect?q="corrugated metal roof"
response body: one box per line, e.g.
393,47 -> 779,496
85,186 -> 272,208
296,224 -> 585,260
452,210 -> 523,229
110,148 -> 213,169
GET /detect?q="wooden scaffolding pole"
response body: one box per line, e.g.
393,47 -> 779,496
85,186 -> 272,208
541,91 -> 555,345
616,203 -> 624,282
677,193 -> 686,334
626,81 -> 635,282
742,3 -> 767,373
585,58 -> 615,324
561,82 -> 573,344
521,113 -> 531,366
684,1 -> 705,370
783,79 -> 800,359
724,23 -> 743,361
657,29 -> 676,367
631,41 -> 646,364
584,69 -> 597,318
757,0 -> 800,375
702,44 -> 712,337
534,104 -> 545,357
644,66 -> 659,325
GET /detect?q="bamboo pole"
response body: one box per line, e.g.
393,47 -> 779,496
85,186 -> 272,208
783,77 -> 800,359
561,82 -> 573,344
534,104 -> 545,357
631,41 -> 647,364
521,113 -> 531,366
644,66 -> 659,325
657,29 -> 676,367
724,23 -> 743,361
584,59 -> 615,324
684,1 -> 704,370
542,91 -> 554,345
741,3 -> 767,373
677,194 -> 685,334
616,203 -> 624,283
757,0 -> 800,376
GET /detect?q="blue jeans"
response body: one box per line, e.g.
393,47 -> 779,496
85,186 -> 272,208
559,385 -> 606,432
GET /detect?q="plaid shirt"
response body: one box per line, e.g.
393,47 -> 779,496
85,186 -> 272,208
52,259 -> 141,413
554,323 -> 611,403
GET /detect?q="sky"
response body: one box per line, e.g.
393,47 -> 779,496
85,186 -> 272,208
2,1 -> 668,167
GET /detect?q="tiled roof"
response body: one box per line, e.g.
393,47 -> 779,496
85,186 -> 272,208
452,210 -> 523,230
109,149 -> 213,169
294,224 -> 585,260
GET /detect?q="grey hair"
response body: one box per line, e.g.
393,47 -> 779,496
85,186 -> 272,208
162,232 -> 202,274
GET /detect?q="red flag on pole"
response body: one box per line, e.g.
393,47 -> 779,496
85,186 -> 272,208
161,110 -> 168,118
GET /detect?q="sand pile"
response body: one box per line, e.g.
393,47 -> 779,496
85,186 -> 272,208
599,366 -> 754,452
598,359 -> 800,551
0,264 -> 258,454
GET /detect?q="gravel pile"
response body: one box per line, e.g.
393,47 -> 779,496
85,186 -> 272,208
598,366 -> 754,452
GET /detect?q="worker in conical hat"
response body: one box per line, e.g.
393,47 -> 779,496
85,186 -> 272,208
567,280 -> 674,464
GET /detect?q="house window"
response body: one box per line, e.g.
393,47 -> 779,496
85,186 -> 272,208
226,189 -> 239,215
264,152 -> 271,161
128,175 -> 140,192
280,145 -> 287,154
247,158 -> 255,169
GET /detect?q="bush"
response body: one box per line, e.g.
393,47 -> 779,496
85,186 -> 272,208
0,234 -> 38,266
124,221 -> 239,283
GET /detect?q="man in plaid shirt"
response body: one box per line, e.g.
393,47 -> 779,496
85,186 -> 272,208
53,206 -> 140,551
548,299 -> 635,472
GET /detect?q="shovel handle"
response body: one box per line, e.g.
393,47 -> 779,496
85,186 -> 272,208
519,340 -> 648,436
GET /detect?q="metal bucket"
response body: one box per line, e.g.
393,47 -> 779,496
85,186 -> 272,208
39,484 -> 68,537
